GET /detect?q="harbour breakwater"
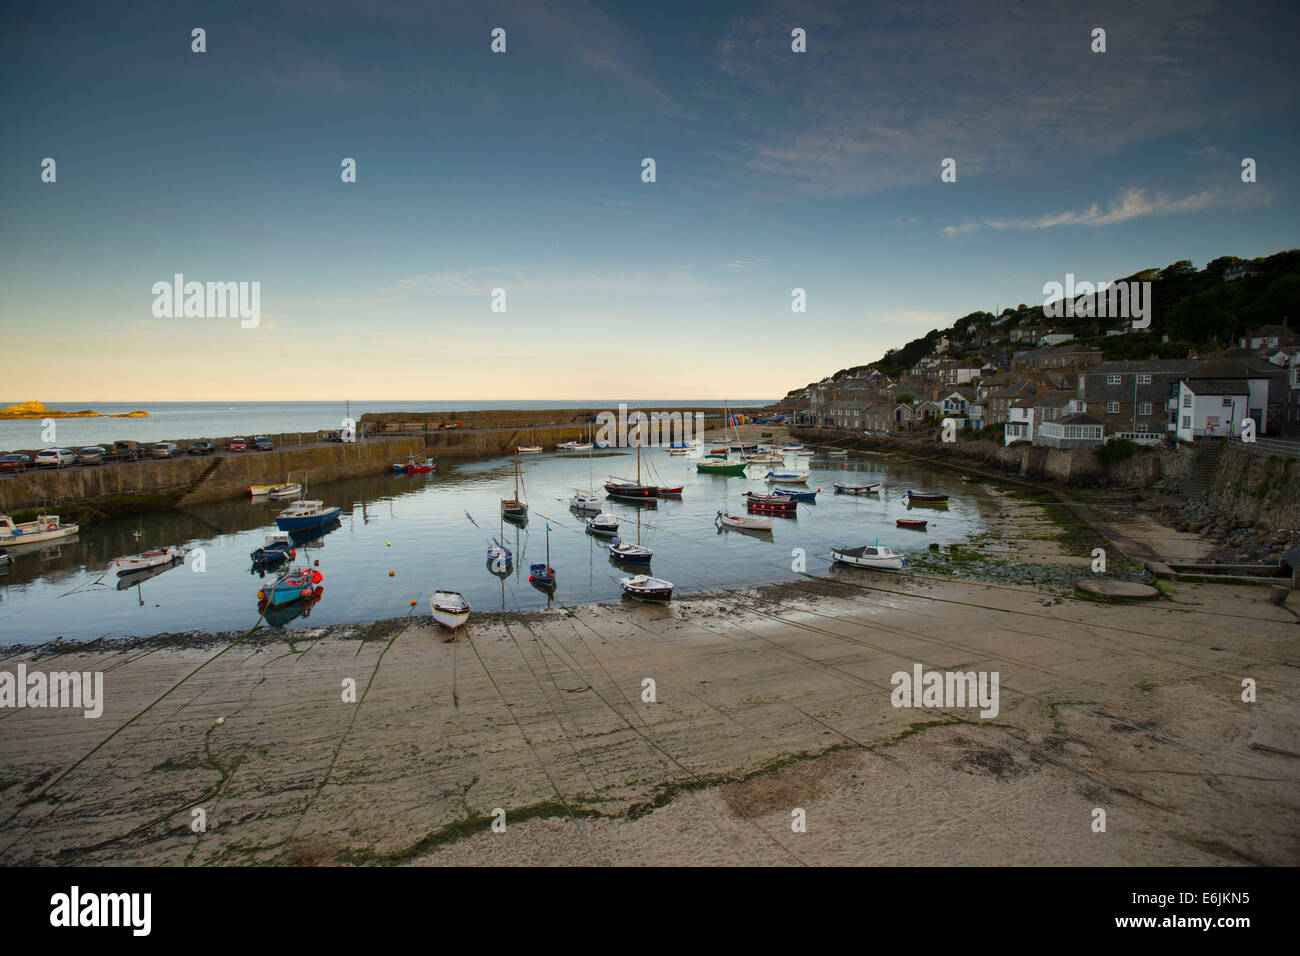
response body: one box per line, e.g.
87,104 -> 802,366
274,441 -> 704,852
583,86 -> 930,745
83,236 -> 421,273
0,407 -> 725,520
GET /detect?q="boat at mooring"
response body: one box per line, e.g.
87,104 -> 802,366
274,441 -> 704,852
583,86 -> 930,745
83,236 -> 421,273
431,590 -> 471,630
831,543 -> 906,571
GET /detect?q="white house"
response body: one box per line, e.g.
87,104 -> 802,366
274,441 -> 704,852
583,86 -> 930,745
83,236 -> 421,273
1038,328 -> 1075,347
1004,399 -> 1035,444
1174,376 -> 1270,442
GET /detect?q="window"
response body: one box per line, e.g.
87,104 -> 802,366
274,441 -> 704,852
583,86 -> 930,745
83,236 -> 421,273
1183,394 -> 1192,407
1221,397 -> 1233,407
1107,401 -> 1120,413
1137,374 -> 1152,385
1107,374 -> 1121,385
1182,416 -> 1191,428
1136,424 -> 1148,433
1139,402 -> 1152,416
1207,416 -> 1220,427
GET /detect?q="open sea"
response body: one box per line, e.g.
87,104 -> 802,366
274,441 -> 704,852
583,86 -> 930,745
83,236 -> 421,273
0,399 -> 774,450
0,449 -> 996,645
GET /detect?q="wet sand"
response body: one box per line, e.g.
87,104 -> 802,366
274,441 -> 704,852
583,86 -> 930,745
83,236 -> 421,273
1,561 -> 1296,865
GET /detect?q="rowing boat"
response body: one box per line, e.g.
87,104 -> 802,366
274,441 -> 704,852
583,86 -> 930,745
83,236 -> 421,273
834,482 -> 880,495
831,544 -> 905,571
896,519 -> 928,530
430,590 -> 471,630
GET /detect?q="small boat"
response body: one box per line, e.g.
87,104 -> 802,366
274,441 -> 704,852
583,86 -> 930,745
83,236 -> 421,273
259,566 -> 324,608
529,524 -> 556,587
585,513 -> 620,536
831,544 -> 906,571
906,490 -> 949,505
773,487 -> 817,502
834,483 -> 880,495
765,471 -> 809,484
430,590 -> 471,630
710,448 -> 728,456
556,441 -> 579,451
667,447 -> 692,456
0,514 -> 79,547
516,445 -> 542,454
116,559 -> 181,590
571,442 -> 593,451
267,482 -> 303,499
896,519 -> 928,530
825,449 -> 849,458
609,538 -> 653,564
112,545 -> 185,574
249,483 -> 299,497
570,491 -> 602,512
696,458 -> 748,476
251,534 -> 295,567
502,450 -> 528,522
744,453 -> 784,464
393,456 -> 436,474
620,575 -> 673,602
729,443 -> 759,454
0,549 -> 8,572
716,510 -> 774,531
780,443 -> 805,451
657,486 -> 683,499
743,492 -> 798,514
276,500 -> 343,531
487,538 -> 512,571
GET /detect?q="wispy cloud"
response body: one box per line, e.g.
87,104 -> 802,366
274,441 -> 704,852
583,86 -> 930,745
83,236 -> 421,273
943,186 -> 1263,237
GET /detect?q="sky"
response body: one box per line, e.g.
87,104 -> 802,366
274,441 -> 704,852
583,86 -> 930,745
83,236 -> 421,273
1,0 -> 1297,402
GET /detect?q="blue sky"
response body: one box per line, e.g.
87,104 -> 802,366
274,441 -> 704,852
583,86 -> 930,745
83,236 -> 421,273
1,0 -> 1296,401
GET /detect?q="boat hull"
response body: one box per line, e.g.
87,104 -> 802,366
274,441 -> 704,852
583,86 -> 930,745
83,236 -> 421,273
604,483 -> 658,500
275,507 -> 343,531
896,519 -> 928,530
831,547 -> 905,571
743,493 -> 798,514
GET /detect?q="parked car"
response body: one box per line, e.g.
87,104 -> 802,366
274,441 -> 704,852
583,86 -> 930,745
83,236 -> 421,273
228,437 -> 247,452
151,442 -> 180,458
0,454 -> 33,472
188,442 -> 216,456
252,436 -> 273,451
36,448 -> 77,468
77,446 -> 107,465
104,441 -> 146,463
322,430 -> 342,443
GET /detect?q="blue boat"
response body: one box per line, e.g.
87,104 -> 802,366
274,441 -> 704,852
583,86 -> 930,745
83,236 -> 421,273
250,533 -> 295,567
487,537 -> 512,571
773,487 -> 817,502
260,566 -> 324,608
275,500 -> 343,531
528,524 -> 556,587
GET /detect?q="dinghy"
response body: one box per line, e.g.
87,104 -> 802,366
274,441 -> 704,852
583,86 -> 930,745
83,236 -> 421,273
258,566 -> 324,608
696,458 -> 747,476
831,543 -> 906,571
834,482 -> 880,495
570,491 -> 602,511
765,470 -> 809,484
248,483 -> 298,497
773,487 -> 817,502
516,445 -> 542,454
716,510 -> 774,531
657,486 -> 683,498
112,545 -> 185,574
906,490 -> 949,506
267,482 -> 303,499
825,449 -> 849,458
609,538 -> 653,564
620,575 -> 673,602
430,590 -> 471,630
585,513 -> 619,537
251,534 -> 295,567
896,519 -> 928,530
529,524 -> 556,587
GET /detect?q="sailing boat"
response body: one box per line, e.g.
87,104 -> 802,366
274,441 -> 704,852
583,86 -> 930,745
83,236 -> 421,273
604,441 -> 658,501
529,523 -> 556,587
570,440 -> 602,511
487,508 -> 513,570
502,449 -> 528,523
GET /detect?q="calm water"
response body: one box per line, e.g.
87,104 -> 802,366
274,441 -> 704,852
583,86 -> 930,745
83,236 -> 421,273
0,450 -> 998,645
0,399 -> 773,450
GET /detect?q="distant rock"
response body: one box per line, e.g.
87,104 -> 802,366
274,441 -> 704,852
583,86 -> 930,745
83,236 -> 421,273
0,400 -> 149,420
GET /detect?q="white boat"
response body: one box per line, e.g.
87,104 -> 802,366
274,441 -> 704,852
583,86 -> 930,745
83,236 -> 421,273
571,442 -> 593,451
248,482 -> 297,497
620,575 -> 673,602
570,491 -> 602,511
765,471 -> 810,484
667,447 -> 692,456
430,590 -> 471,629
831,544 -> 906,571
275,500 -> 343,531
516,445 -> 542,454
715,510 -> 774,531
267,482 -> 303,499
780,444 -> 805,451
585,513 -> 619,536
112,545 -> 185,574
834,482 -> 880,495
0,514 -> 79,547
826,449 -> 849,458
744,453 -> 784,464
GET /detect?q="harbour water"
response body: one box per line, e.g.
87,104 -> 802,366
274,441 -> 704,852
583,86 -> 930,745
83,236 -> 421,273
0,399 -> 773,450
0,449 -> 998,645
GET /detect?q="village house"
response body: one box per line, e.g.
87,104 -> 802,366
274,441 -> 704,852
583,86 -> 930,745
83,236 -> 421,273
1238,321 -> 1296,350
1035,411 -> 1106,448
1077,360 -> 1203,439
1038,328 -> 1076,347
1013,343 -> 1103,371
1173,374 -> 1270,441
986,380 -> 1037,425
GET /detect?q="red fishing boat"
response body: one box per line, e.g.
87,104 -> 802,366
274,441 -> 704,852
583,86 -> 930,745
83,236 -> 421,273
657,486 -> 683,498
896,519 -> 928,530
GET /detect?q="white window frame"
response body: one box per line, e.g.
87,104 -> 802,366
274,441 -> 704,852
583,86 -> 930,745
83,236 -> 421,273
1107,401 -> 1120,414
1137,374 -> 1152,385
1107,374 -> 1121,385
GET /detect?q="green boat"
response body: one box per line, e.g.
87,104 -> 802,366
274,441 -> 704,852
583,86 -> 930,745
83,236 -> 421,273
697,458 -> 748,476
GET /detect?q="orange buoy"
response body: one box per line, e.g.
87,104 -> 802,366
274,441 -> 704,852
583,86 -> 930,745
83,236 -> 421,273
388,570 -> 395,577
